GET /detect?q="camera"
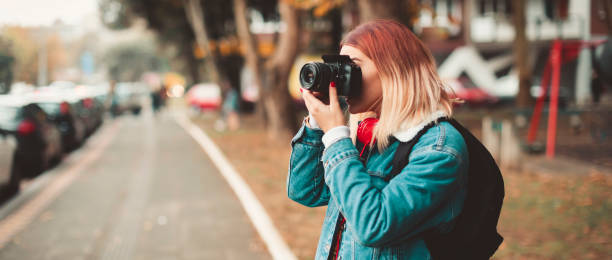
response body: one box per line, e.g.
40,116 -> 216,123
299,54 -> 362,98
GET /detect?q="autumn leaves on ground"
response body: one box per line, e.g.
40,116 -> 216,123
194,114 -> 611,260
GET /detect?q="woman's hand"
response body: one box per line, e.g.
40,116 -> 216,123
302,82 -> 345,133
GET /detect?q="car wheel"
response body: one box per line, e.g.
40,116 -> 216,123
132,107 -> 142,115
4,156 -> 22,196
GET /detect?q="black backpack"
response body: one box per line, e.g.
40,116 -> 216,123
387,117 -> 504,260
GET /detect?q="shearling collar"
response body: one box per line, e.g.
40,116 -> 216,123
392,110 -> 448,142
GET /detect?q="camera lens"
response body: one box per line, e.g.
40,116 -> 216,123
299,63 -> 319,90
304,70 -> 315,84
299,62 -> 332,92
299,54 -> 362,97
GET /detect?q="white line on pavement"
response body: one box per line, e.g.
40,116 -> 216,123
174,114 -> 297,260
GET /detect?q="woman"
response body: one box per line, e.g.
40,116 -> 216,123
287,20 -> 468,259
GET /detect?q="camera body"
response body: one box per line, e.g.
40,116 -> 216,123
299,54 -> 362,98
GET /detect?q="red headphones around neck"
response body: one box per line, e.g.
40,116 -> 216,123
357,118 -> 378,146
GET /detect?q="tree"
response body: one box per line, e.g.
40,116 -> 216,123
603,0 -> 612,34
103,41 -> 162,82
233,0 -> 303,139
182,0 -> 221,85
234,0 -> 347,139
512,0 -> 533,108
100,0 -> 204,84
103,0 -> 346,138
0,36 -> 15,93
0,26 -> 39,84
0,54 -> 13,94
100,0 -> 245,99
46,34 -> 68,82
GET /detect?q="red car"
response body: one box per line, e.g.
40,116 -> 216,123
186,83 -> 222,111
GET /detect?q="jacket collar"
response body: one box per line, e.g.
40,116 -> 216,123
392,111 -> 448,142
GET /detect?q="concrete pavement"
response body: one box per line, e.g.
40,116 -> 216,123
0,111 -> 271,260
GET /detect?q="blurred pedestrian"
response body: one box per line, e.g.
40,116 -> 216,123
107,80 -> 120,118
215,82 -> 240,131
288,20 -> 490,259
223,88 -> 240,131
151,86 -> 164,114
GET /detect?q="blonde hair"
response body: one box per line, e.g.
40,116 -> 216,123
342,20 -> 457,151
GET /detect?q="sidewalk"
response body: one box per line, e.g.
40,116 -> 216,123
0,113 -> 271,260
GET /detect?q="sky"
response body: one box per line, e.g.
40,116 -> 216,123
0,0 -> 99,26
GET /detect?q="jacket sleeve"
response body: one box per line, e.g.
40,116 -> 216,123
321,132 -> 468,247
287,122 -> 331,207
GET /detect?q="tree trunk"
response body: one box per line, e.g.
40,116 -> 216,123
233,0 -> 266,122
262,1 -> 301,140
183,0 -> 221,84
603,0 -> 612,34
233,0 -> 261,84
183,39 -> 201,84
232,0 -> 302,139
512,0 -> 533,108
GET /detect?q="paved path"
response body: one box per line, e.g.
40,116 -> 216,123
0,112 -> 271,260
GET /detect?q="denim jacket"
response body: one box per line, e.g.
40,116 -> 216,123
287,117 -> 468,259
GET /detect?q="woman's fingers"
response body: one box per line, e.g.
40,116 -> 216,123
302,90 -> 325,106
328,82 -> 339,109
302,84 -> 340,113
301,85 -> 345,132
310,91 -> 324,100
302,89 -> 324,112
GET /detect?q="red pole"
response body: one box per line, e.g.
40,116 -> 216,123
546,40 -> 562,158
527,59 -> 552,144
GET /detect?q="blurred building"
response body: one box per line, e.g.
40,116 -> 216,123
415,0 -> 610,104
280,0 -> 610,104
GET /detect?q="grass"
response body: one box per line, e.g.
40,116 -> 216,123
495,172 -> 611,259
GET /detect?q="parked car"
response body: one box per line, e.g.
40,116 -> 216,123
77,96 -> 104,135
73,84 -> 106,135
39,83 -> 107,136
71,97 -> 98,137
0,95 -> 63,179
31,94 -> 86,152
0,128 -> 18,197
112,82 -> 147,116
39,101 -> 86,151
186,83 -> 221,112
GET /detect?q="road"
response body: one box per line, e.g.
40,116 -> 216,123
0,110 -> 271,260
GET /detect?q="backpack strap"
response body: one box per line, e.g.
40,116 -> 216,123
385,118 -> 447,182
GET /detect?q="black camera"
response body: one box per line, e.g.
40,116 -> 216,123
299,54 -> 362,98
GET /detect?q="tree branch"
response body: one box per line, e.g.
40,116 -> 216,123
182,0 -> 220,83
